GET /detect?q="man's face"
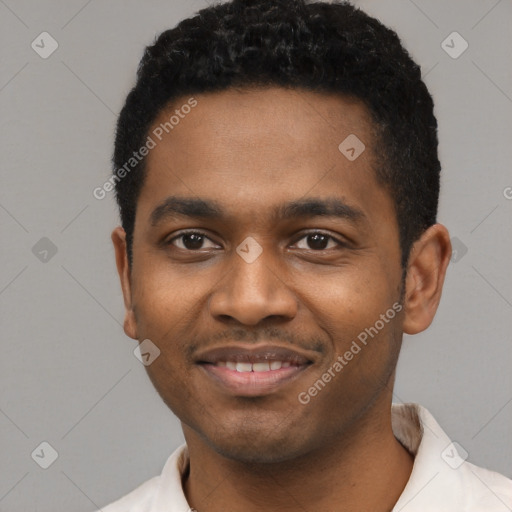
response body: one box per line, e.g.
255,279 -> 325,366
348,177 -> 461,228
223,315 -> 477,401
123,87 -> 404,463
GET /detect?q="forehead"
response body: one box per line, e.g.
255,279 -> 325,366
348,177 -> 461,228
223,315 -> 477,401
136,87 -> 393,232
149,87 -> 373,157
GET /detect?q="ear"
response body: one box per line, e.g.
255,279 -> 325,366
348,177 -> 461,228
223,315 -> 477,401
111,226 -> 138,340
402,223 -> 452,335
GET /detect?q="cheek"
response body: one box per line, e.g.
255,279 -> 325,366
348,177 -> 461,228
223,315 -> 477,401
295,258 -> 395,332
130,263 -> 218,387
131,258 -> 210,334
297,262 -> 402,385
144,357 -> 204,428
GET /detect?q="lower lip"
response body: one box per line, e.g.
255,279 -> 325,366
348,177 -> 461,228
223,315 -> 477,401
198,363 -> 310,396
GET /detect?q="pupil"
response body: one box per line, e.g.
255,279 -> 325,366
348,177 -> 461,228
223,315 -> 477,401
184,233 -> 203,250
308,234 -> 328,250
181,234 -> 328,250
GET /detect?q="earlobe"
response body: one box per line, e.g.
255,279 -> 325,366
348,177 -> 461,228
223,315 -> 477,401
111,226 -> 138,340
402,224 -> 452,335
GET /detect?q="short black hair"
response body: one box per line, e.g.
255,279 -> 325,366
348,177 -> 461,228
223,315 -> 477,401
113,0 -> 440,270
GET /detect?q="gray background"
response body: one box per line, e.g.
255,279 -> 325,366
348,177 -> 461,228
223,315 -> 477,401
1,0 -> 511,511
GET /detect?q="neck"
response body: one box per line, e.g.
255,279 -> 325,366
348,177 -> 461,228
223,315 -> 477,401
182,401 -> 414,512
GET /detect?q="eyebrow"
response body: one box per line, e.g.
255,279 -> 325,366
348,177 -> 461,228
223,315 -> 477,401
150,195 -> 366,227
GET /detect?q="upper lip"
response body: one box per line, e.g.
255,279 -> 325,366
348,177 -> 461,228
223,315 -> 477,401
195,344 -> 315,365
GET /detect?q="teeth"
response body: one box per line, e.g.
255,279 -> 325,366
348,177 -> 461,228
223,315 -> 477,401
216,361 -> 292,372
252,361 -> 271,372
236,362 -> 253,372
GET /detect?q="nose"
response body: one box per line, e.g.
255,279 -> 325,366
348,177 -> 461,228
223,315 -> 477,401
208,244 -> 298,326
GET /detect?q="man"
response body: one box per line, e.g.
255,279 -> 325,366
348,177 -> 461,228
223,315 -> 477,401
101,0 -> 512,510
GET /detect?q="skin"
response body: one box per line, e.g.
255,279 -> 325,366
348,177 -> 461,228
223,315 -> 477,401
112,87 -> 452,512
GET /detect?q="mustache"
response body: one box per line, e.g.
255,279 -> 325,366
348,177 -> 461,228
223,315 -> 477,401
184,326 -> 325,361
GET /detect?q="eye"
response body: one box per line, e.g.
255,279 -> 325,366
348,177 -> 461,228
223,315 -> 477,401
165,230 -> 346,252
166,231 -> 220,251
292,231 -> 345,251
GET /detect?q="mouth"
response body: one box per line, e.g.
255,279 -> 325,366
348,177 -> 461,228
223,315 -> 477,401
195,344 -> 315,397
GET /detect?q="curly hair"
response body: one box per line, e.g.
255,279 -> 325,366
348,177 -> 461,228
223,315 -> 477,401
113,0 -> 440,269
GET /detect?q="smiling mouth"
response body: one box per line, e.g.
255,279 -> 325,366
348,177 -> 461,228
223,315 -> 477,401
198,361 -> 311,396
195,344 -> 315,396
205,360 -> 299,372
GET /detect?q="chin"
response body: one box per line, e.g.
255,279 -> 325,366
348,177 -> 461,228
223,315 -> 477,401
211,438 -> 302,465
201,418 -> 314,465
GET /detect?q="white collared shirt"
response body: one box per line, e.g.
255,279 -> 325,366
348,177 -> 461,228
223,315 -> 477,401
96,403 -> 512,511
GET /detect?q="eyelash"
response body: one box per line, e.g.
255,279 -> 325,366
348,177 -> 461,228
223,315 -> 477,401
165,230 -> 347,251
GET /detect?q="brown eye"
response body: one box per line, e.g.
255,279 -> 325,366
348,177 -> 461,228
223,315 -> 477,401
293,232 -> 344,251
167,231 -> 219,250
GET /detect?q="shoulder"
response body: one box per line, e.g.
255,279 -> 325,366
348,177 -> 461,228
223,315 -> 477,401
94,475 -> 160,512
461,461 -> 512,511
91,443 -> 190,512
392,403 -> 512,511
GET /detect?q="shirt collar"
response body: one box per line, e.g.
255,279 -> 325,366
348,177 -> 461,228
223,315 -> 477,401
148,403 -> 512,512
